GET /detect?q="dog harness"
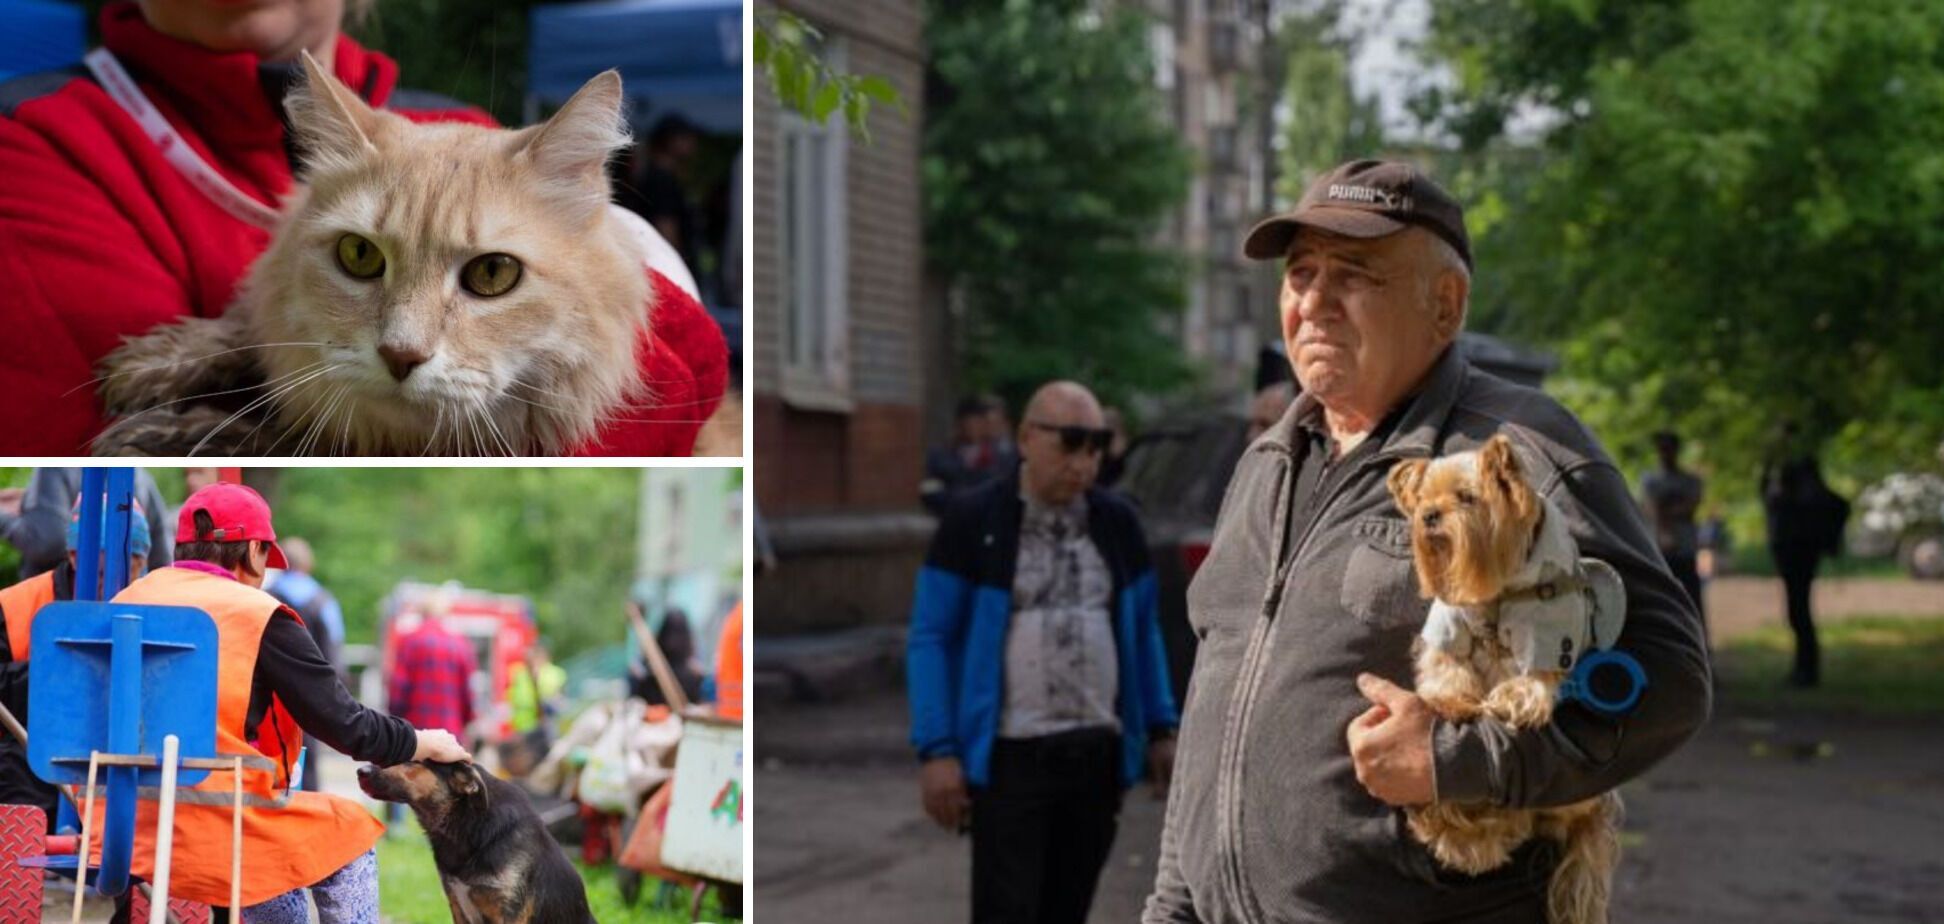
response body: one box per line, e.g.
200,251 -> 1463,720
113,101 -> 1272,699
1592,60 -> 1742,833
1419,496 -> 1629,677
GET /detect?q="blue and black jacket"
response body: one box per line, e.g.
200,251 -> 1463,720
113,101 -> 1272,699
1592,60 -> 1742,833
907,470 -> 1179,788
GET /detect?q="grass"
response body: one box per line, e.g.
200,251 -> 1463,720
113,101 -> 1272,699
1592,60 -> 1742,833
1722,546 -> 1909,579
375,817 -> 739,923
1715,615 -> 1944,715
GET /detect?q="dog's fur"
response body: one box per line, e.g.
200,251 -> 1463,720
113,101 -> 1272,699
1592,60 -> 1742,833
1386,435 -> 1620,924
359,761 -> 595,924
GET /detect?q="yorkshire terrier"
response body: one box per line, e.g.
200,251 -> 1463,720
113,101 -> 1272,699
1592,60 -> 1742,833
1386,434 -> 1623,924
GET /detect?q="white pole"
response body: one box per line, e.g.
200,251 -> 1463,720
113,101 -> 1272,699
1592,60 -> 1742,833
230,757 -> 243,918
148,735 -> 180,924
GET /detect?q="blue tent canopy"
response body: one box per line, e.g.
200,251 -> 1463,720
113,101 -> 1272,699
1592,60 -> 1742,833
528,0 -> 742,135
0,0 -> 85,83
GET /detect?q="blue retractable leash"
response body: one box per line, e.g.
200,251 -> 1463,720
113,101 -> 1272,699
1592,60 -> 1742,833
1559,649 -> 1647,717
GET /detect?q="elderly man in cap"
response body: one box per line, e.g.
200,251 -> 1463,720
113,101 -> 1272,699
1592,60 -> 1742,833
1143,160 -> 1711,923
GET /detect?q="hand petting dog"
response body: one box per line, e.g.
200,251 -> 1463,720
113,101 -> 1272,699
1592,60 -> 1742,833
1346,673 -> 1435,807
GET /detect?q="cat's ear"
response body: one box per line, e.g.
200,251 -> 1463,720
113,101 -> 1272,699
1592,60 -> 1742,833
517,70 -> 628,222
286,49 -> 385,174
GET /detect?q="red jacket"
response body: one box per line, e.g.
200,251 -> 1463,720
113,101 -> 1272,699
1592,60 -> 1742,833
0,3 -> 725,456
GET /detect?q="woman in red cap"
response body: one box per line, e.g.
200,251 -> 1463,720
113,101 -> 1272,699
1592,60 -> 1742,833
105,482 -> 468,922
0,0 -> 726,456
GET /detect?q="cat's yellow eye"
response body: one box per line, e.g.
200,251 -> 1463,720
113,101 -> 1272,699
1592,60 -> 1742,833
461,253 -> 523,297
335,233 -> 385,279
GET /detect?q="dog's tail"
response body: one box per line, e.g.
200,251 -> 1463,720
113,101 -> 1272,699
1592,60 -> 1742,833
1546,792 -> 1621,924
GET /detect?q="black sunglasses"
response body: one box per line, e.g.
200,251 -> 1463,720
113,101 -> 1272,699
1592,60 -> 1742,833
1028,421 -> 1113,455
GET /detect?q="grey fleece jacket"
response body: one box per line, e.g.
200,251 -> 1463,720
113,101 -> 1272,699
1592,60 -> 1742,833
1144,347 -> 1712,924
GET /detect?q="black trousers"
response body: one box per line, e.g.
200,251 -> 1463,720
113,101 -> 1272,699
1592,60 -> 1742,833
1772,543 -> 1822,684
971,729 -> 1122,924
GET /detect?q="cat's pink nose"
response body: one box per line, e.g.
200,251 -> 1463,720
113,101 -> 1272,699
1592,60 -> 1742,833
378,343 -> 432,382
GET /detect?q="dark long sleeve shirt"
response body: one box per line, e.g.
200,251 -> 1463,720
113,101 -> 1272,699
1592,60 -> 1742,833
248,611 -> 417,767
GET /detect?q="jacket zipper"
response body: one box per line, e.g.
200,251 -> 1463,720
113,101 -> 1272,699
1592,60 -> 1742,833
1217,446 -> 1418,924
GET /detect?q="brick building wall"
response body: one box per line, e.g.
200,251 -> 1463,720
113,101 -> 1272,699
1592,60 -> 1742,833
752,0 -> 928,518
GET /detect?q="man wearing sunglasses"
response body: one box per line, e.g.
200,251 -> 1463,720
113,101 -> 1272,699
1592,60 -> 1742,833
909,380 -> 1179,924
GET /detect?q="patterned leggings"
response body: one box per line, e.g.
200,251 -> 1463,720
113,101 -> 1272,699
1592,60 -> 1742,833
229,848 -> 379,924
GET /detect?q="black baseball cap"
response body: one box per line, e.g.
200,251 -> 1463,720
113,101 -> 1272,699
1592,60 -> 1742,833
1242,159 -> 1472,269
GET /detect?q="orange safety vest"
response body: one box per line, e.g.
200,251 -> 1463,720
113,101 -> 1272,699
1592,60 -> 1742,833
0,571 -> 57,662
716,602 -> 743,721
90,567 -> 384,906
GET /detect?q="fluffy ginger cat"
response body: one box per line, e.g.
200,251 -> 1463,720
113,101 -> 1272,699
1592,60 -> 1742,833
93,51 -> 659,456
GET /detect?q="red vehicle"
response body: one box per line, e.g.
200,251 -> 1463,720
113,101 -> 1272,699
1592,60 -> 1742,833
379,581 -> 538,741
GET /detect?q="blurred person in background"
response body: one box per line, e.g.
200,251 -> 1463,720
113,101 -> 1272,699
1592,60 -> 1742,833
0,467 -> 172,579
1762,424 -> 1849,688
1641,430 -> 1708,646
0,497 -> 152,832
267,536 -> 345,791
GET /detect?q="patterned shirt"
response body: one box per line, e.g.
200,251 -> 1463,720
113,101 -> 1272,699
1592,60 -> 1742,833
999,482 -> 1120,738
387,624 -> 477,737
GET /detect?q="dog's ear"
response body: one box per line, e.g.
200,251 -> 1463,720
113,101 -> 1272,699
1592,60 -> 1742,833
1387,459 -> 1429,516
451,763 -> 484,799
1479,434 -> 1537,526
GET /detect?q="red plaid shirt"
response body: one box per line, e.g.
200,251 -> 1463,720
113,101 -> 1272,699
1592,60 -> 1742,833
387,624 -> 476,737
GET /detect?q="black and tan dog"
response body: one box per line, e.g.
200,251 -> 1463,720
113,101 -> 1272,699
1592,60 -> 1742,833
360,761 -> 596,924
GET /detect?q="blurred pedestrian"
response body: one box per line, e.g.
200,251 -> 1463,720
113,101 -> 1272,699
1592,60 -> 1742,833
908,380 -> 1178,924
1641,430 -> 1708,642
182,467 -> 223,496
267,537 -> 345,791
716,603 -> 743,721
1762,425 -> 1849,688
636,114 -> 704,273
387,597 -> 479,743
1146,160 -> 1709,923
629,605 -> 706,707
1098,407 -> 1130,488
0,496 -> 152,832
0,467 -> 172,579
1247,380 -> 1296,442
923,394 -> 1018,515
507,642 -> 567,737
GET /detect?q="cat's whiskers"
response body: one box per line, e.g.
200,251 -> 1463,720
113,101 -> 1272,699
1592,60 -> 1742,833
69,342 -> 338,398
265,377 -> 341,456
190,363 -> 341,456
104,359 -> 332,430
480,403 -> 521,456
294,385 -> 350,456
505,380 -> 724,424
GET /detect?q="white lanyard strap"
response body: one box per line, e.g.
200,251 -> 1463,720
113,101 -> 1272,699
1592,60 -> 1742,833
84,47 -> 284,232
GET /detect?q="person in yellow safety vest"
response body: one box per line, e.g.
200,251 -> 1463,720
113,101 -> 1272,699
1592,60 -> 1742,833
507,644 -> 566,735
0,497 -> 153,831
103,483 -> 471,923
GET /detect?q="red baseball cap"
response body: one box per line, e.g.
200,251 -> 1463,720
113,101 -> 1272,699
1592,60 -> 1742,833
175,483 -> 287,569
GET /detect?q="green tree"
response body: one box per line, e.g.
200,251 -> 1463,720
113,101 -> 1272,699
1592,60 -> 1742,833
925,0 -> 1195,408
1272,5 -> 1384,205
755,7 -> 902,138
1417,0 -> 1944,490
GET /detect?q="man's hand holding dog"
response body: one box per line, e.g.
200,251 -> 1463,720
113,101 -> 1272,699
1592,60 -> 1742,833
1347,673 -> 1435,806
920,756 -> 972,831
